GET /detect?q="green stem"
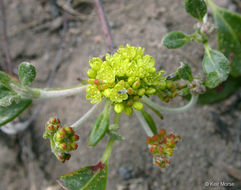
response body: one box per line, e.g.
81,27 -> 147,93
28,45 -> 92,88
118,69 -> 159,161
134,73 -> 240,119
11,84 -> 88,100
71,103 -> 101,128
101,137 -> 115,163
134,110 -> 154,137
141,95 -> 198,114
38,85 -> 88,99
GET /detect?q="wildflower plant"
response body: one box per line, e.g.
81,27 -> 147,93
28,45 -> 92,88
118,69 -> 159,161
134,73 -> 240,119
0,0 -> 240,189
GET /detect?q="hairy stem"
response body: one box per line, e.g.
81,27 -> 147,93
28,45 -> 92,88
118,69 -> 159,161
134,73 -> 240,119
71,103 -> 100,128
101,137 -> 115,163
141,95 -> 198,114
134,110 -> 154,136
38,85 -> 88,99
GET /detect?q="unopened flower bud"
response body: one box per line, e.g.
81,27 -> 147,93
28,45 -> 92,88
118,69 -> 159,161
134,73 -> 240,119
149,67 -> 156,73
72,135 -> 80,141
71,143 -> 78,150
124,106 -> 133,116
132,80 -> 141,89
126,99 -> 133,107
59,143 -> 67,150
64,126 -> 74,135
133,96 -> 140,101
137,88 -> 145,96
55,133 -> 65,142
103,88 -> 111,98
159,81 -> 166,90
127,88 -> 134,95
59,128 -> 67,135
166,81 -> 174,89
114,103 -> 124,114
133,101 -> 143,110
87,69 -> 97,78
146,88 -> 156,95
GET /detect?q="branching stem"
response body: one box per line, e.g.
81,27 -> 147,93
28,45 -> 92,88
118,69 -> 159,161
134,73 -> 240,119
38,85 -> 88,99
101,137 -> 115,163
71,103 -> 100,128
134,110 -> 154,136
141,95 -> 199,114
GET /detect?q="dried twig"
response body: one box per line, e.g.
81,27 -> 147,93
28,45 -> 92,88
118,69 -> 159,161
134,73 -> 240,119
0,0 -> 13,73
94,0 -> 115,51
56,1 -> 89,21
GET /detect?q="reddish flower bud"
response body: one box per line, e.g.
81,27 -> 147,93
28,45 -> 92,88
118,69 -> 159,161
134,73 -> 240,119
59,128 -> 66,135
47,125 -> 55,131
149,147 -> 155,154
64,126 -> 74,135
127,100 -> 133,107
133,96 -> 140,101
52,118 -> 57,123
71,143 -> 78,150
94,79 -> 100,85
158,146 -> 163,154
72,135 -> 79,141
55,133 -> 65,142
127,88 -> 134,95
159,129 -> 166,136
60,143 -> 67,150
146,129 -> 180,168
146,137 -> 152,144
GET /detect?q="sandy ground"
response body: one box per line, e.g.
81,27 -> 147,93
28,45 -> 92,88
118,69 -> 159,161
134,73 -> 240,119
0,0 -> 241,190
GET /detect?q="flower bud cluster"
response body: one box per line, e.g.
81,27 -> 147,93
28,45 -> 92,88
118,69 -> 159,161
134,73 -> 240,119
188,79 -> 206,95
146,129 -> 181,168
43,118 -> 79,163
43,117 -> 61,138
195,22 -> 216,36
157,80 -> 183,103
86,45 -> 174,115
54,126 -> 79,152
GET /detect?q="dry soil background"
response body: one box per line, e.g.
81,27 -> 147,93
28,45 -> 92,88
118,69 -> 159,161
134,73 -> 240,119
0,0 -> 241,190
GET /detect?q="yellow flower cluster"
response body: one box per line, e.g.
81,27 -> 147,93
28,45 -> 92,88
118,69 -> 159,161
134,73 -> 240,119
86,44 -> 166,115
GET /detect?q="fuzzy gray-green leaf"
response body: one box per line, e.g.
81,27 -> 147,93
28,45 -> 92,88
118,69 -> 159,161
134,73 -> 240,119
209,4 -> 241,77
177,62 -> 193,82
18,62 -> 36,86
162,31 -> 189,49
202,48 -> 230,88
185,0 -> 207,21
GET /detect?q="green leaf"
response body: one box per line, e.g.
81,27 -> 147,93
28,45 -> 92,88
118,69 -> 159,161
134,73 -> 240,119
140,110 -> 158,135
0,71 -> 15,90
199,76 -> 241,104
162,31 -> 190,49
58,162 -> 108,190
88,113 -> 109,146
18,62 -> 36,86
142,102 -> 163,120
177,62 -> 193,82
0,95 -> 21,107
185,0 -> 207,21
208,2 -> 241,77
202,47 -> 230,88
0,84 -> 32,127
